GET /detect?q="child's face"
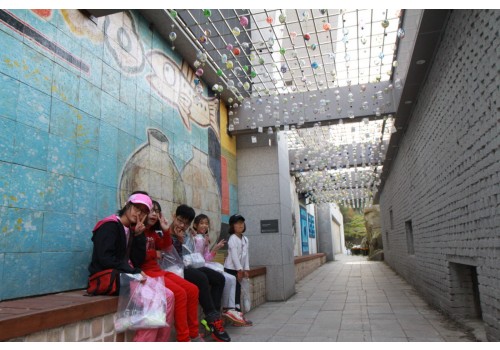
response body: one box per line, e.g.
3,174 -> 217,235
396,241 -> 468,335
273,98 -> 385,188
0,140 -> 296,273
197,218 -> 209,234
233,220 -> 245,234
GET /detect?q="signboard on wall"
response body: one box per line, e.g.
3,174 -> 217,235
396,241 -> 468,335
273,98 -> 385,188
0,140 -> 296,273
260,219 -> 279,233
308,213 -> 316,238
300,206 -> 309,254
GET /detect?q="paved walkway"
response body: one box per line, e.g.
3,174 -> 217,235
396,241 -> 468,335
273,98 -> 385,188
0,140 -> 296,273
226,254 -> 481,342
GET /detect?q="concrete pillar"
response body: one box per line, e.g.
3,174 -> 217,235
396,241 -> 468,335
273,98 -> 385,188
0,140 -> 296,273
235,132 -> 295,301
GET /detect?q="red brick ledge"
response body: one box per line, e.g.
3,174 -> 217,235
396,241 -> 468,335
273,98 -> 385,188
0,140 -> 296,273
247,266 -> 266,278
294,253 -> 326,264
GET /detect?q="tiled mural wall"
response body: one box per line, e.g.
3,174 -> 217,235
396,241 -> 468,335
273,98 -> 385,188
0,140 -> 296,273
0,9 -> 238,301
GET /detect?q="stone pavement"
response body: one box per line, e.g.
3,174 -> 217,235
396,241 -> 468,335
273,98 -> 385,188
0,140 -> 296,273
226,254 -> 482,342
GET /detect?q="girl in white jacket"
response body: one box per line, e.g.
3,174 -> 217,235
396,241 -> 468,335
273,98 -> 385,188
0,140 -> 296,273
223,214 -> 253,326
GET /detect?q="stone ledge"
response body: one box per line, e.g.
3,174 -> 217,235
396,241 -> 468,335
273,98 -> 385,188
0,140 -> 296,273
0,290 -> 117,341
294,253 -> 326,264
0,265 -> 268,342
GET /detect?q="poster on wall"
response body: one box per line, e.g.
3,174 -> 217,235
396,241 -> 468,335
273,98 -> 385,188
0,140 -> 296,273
300,206 -> 309,254
308,213 -> 316,238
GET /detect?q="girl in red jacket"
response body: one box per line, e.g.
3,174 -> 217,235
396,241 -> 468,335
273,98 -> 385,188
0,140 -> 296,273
134,200 -> 202,342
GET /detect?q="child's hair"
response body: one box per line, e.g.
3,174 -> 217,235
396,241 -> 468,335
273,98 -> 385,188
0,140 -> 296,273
176,204 -> 196,223
193,214 -> 210,233
150,200 -> 162,231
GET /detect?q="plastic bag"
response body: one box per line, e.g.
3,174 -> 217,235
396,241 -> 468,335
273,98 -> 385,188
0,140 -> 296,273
182,244 -> 205,268
159,245 -> 184,278
183,252 -> 205,268
240,277 -> 252,312
114,274 -> 168,332
204,261 -> 224,273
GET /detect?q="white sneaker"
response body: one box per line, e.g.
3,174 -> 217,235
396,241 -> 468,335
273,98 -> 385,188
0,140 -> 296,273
222,308 -> 246,325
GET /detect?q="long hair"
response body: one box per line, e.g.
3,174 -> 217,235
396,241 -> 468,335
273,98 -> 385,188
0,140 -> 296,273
150,200 -> 162,232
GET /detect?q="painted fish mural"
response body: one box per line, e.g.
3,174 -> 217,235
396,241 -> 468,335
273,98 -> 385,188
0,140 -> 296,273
146,50 -> 220,138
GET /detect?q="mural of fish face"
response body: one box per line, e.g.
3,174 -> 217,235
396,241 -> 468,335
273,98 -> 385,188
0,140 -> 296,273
146,50 -> 220,138
104,11 -> 145,74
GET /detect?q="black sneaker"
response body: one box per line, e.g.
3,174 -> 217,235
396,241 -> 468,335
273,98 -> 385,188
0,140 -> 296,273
208,318 -> 231,342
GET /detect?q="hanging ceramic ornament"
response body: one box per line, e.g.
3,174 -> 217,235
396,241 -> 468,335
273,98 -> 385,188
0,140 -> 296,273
203,9 -> 212,17
281,63 -> 287,73
279,48 -> 286,55
311,62 -> 319,69
240,16 -> 249,27
397,28 -> 405,38
196,51 -> 207,63
381,19 -> 389,28
266,16 -> 273,24
323,23 -> 331,31
232,27 -> 241,36
301,11 -> 310,22
221,53 -> 227,64
243,82 -> 250,90
199,35 -> 207,44
169,31 -> 177,50
226,60 -> 233,69
226,44 -> 233,51
216,68 -> 223,76
195,68 -> 204,77
290,31 -> 297,45
169,10 -> 177,18
233,47 -> 240,56
303,33 -> 311,41
279,13 -> 286,24
310,43 -> 317,51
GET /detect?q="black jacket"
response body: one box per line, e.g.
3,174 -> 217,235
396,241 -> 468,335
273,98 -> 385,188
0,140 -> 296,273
88,218 -> 146,276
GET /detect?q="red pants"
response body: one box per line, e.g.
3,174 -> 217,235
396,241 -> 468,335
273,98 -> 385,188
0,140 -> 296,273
139,270 -> 199,341
132,287 -> 175,342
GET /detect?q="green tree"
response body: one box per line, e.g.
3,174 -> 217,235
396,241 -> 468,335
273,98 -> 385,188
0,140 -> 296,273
340,205 -> 367,247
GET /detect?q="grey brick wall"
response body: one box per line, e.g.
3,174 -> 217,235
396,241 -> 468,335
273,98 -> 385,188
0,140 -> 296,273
379,9 -> 499,341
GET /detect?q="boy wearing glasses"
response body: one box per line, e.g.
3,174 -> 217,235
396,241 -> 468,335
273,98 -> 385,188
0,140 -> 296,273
170,205 -> 231,342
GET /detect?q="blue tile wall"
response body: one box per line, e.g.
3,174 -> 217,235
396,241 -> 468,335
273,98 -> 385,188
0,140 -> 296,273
74,145 -> 98,182
0,208 -> 43,253
51,62 -> 80,107
78,79 -> 102,118
10,164 -> 47,210
2,252 -> 41,299
39,252 -> 74,293
13,123 -> 49,170
76,111 -> 99,149
50,98 -> 77,139
42,211 -> 74,252
0,9 -> 232,301
0,116 -> 16,163
0,161 -> 13,207
16,83 -> 51,132
0,73 -> 20,120
47,134 -> 76,176
44,173 -> 74,212
0,30 -> 24,80
20,44 -> 54,95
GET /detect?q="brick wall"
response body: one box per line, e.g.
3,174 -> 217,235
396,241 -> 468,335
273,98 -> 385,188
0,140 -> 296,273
379,10 -> 499,341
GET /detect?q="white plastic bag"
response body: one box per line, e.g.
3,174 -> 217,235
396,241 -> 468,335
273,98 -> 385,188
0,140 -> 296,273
204,261 -> 224,273
114,274 -> 168,332
182,244 -> 205,268
183,252 -> 205,268
240,277 -> 252,312
159,245 -> 184,278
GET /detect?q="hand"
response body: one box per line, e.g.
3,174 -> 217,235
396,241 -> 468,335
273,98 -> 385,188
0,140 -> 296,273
159,213 -> 169,231
244,270 -> 249,279
140,271 -> 148,283
134,213 -> 147,236
213,239 -> 226,252
237,270 -> 243,282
